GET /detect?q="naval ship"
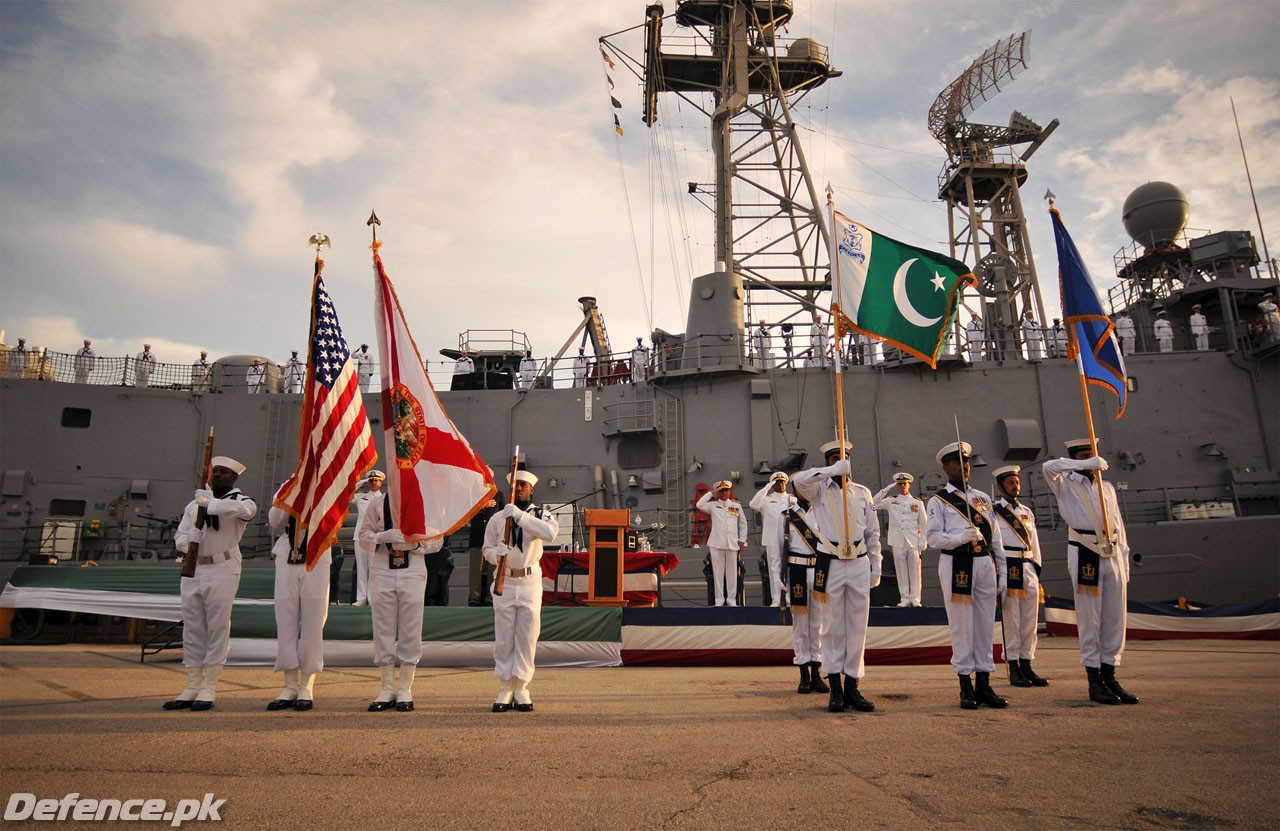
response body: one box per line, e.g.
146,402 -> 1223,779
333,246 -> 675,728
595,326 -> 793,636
1,0 -> 1277,610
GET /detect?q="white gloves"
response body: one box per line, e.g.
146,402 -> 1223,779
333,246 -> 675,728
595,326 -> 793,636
502,504 -> 525,524
825,459 -> 851,477
869,558 -> 882,589
194,488 -> 213,506
375,529 -> 406,545
960,527 -> 982,544
1082,456 -> 1108,471
998,573 -> 1008,594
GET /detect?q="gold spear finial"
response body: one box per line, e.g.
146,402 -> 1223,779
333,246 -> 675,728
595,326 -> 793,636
367,211 -> 381,252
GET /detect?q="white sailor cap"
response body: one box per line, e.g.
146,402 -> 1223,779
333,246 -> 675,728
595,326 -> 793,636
769,471 -> 789,484
1064,438 -> 1098,453
713,479 -> 733,491
507,470 -> 539,487
210,456 -> 246,476
819,439 -> 853,457
935,441 -> 973,464
366,470 -> 385,481
992,465 -> 1021,481
893,471 -> 913,483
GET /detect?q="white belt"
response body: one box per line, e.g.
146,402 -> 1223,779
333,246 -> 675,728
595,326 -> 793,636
507,566 -> 534,578
818,537 -> 867,560
196,551 -> 235,566
1068,528 -> 1118,558
787,555 -> 817,567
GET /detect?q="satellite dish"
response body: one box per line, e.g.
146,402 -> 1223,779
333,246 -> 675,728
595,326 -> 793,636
974,253 -> 1018,298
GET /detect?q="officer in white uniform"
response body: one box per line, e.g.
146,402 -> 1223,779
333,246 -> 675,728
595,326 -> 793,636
781,498 -> 828,696
873,472 -> 927,607
1050,319 -> 1068,358
1114,310 -> 1137,355
351,471 -> 385,606
266,484 -> 331,711
517,351 -> 537,391
454,350 -> 475,376
73,340 -> 95,384
354,344 -> 374,392
1043,439 -> 1138,706
356,487 -> 443,712
192,351 -> 211,393
991,465 -> 1048,689
1021,310 -> 1044,361
809,322 -> 829,369
749,471 -> 797,607
572,348 -> 588,388
793,438 -> 882,713
1260,293 -> 1280,334
135,344 -> 156,387
753,322 -> 772,369
966,316 -> 985,363
246,359 -> 267,394
630,338 -> 649,384
284,351 -> 305,393
1190,305 -> 1209,351
1154,311 -> 1174,353
695,481 -> 749,607
164,456 -> 257,711
925,441 -> 1008,710
483,469 -> 559,712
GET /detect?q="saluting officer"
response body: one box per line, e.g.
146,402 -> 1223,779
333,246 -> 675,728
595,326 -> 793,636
695,481 -> 749,607
873,472 -> 927,607
749,471 -> 797,608
991,465 -> 1048,688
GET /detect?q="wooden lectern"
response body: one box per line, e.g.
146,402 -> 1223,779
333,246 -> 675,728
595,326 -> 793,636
583,508 -> 630,607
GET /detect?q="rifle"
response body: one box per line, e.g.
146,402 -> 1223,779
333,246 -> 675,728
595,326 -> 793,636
492,445 -> 520,597
180,428 -> 216,579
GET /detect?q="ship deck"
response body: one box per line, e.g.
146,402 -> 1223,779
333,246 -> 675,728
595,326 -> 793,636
1,639 -> 1276,829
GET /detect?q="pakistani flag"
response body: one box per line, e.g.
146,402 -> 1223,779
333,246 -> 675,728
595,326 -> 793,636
832,211 -> 975,368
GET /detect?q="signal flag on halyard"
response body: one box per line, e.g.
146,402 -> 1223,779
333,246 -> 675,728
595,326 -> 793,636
831,211 -> 974,368
1051,207 -> 1128,418
372,243 -> 496,540
273,260 -> 378,570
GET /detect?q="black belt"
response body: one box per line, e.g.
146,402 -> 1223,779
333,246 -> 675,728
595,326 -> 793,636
1005,546 -> 1027,552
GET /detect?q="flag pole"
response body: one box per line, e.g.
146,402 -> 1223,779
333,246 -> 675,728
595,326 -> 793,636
1052,197 -> 1113,548
826,186 -> 853,556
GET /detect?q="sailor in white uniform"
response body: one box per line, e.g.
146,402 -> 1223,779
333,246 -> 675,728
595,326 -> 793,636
809,322 -> 829,369
192,351 -> 211,393
73,340 -> 95,384
6,338 -> 28,378
792,439 -> 882,713
1021,310 -> 1044,361
1260,293 -> 1280,335
966,316 -> 985,363
246,359 -> 266,394
1154,311 -> 1174,353
630,337 -> 649,384
354,344 -> 374,392
781,498 -> 828,696
164,456 -> 257,711
351,471 -> 385,606
517,350 -> 537,391
749,471 -> 797,608
925,441 -> 1008,710
1190,304 -> 1209,351
873,472 -> 927,607
356,486 -> 443,712
135,343 -> 156,387
1114,310 -> 1137,355
572,348 -> 588,388
266,484 -> 331,711
990,465 -> 1048,689
695,481 -> 749,607
1050,319 -> 1069,358
753,322 -> 773,369
1043,439 -> 1138,706
284,351 -> 305,393
483,469 -> 559,712
454,350 -> 475,376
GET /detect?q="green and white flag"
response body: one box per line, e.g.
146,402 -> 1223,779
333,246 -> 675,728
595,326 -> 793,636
832,210 -> 974,368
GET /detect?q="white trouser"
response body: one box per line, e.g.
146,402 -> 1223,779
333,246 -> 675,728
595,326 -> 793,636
273,551 -> 331,675
892,544 -> 922,605
1119,336 -> 1134,356
180,557 -> 241,668
1000,558 -> 1039,661
353,542 -> 373,603
764,542 -> 786,606
1025,340 -> 1043,360
1158,337 -> 1173,353
939,554 -> 998,674
492,574 -> 541,683
1195,333 -> 1209,351
790,568 -> 825,665
1068,544 -> 1128,668
709,548 -> 738,606
369,552 -> 426,666
819,556 -> 871,678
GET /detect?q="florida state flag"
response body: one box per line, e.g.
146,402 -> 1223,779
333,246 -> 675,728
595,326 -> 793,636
372,241 -> 496,539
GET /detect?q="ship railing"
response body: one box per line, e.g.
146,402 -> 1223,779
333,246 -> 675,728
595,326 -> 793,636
1025,481 -> 1274,530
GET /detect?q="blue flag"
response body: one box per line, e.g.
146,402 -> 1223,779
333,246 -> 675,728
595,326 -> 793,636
1051,207 -> 1127,418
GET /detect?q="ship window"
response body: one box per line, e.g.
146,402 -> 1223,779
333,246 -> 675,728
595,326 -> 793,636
49,499 -> 86,517
61,407 -> 91,428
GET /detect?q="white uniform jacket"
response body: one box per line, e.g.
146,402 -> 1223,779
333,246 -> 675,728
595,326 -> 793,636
1041,458 -> 1130,566
482,503 -> 559,570
992,497 -> 1042,568
174,489 -> 257,558
924,484 -> 1006,572
695,491 -> 749,549
791,464 -> 881,563
873,487 -> 927,550
748,485 -> 798,552
355,492 -> 444,558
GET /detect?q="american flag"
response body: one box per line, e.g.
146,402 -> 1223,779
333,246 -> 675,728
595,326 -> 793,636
273,260 -> 377,569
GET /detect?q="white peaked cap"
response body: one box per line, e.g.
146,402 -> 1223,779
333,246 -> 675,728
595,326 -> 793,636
819,439 -> 852,456
893,471 -> 913,483
992,465 -> 1021,480
210,456 -> 246,476
769,471 -> 789,483
714,480 -> 733,491
507,470 -> 539,487
935,441 -> 973,464
366,470 -> 386,481
1064,438 -> 1098,452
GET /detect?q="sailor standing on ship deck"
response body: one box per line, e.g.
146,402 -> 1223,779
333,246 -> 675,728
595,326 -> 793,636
630,337 -> 649,384
484,467 -> 558,712
572,348 -> 588,388
873,472 -> 926,608
192,351 -> 211,393
1190,304 -> 1210,351
246,359 -> 266,394
753,322 -> 773,369
266,483 -> 330,711
73,340 -> 95,384
1153,311 -> 1174,353
695,481 -> 749,607
354,344 -> 374,393
1042,439 -> 1139,706
356,485 -> 442,712
924,441 -> 1008,711
164,456 -> 257,712
809,322 -> 829,369
517,350 -> 537,391
1114,310 -> 1136,356
990,465 -> 1049,689
965,316 -> 985,363
135,343 -> 156,387
749,471 -> 797,608
1021,310 -> 1045,361
285,351 -> 305,393
350,471 -> 384,606
792,439 -> 881,713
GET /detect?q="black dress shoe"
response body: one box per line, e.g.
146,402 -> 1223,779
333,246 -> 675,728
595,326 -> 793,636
190,700 -> 214,712
266,698 -> 295,711
162,699 -> 193,711
368,700 -> 395,712
514,702 -> 533,712
492,702 -> 512,713
395,700 -> 414,712
293,699 -> 314,712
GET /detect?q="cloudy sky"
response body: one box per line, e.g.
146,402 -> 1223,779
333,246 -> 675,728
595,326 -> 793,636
2,0 -> 1276,371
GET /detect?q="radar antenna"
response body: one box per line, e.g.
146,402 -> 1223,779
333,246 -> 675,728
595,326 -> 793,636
930,32 -> 1058,360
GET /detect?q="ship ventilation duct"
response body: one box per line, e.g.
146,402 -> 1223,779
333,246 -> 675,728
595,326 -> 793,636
996,418 -> 1043,462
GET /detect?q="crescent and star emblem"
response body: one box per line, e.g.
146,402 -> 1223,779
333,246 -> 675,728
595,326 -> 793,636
892,258 -> 943,328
